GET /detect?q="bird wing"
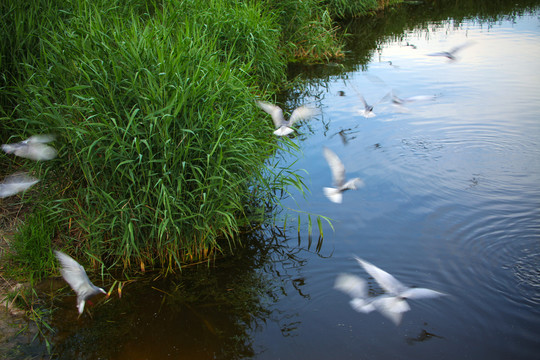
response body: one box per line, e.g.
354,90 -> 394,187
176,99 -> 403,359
371,296 -> 410,325
404,95 -> 436,102
350,85 -> 369,109
448,42 -> 473,55
334,273 -> 368,299
0,173 -> 39,198
354,257 -> 407,296
341,178 -> 364,191
26,134 -> 55,144
288,105 -> 318,126
54,250 -> 93,296
323,147 -> 346,187
256,101 -> 285,128
427,51 -> 449,57
401,287 -> 445,299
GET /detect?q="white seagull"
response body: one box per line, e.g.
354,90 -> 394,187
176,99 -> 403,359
388,91 -> 436,112
427,42 -> 474,61
351,86 -> 385,118
335,273 -> 411,325
256,100 -> 319,136
342,256 -> 445,325
322,147 -> 364,204
2,134 -> 57,161
0,173 -> 39,198
54,250 -> 107,315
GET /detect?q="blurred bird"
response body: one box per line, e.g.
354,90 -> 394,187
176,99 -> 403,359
54,250 -> 107,315
352,256 -> 445,325
256,100 -> 319,136
2,134 -> 57,161
351,86 -> 385,118
335,273 -> 411,325
427,42 -> 474,61
387,91 -> 436,112
322,147 -> 364,204
0,173 -> 39,198
334,257 -> 446,325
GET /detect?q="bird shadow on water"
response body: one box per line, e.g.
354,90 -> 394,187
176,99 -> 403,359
23,224 -> 325,360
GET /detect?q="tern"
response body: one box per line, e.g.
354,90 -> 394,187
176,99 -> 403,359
0,173 -> 39,198
351,86 -> 385,118
2,134 -> 57,161
54,250 -> 107,315
335,257 -> 446,325
427,42 -> 474,61
322,147 -> 364,204
256,100 -> 319,136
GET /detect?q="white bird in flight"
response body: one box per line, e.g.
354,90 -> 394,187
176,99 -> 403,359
388,91 -> 436,112
427,42 -> 474,61
2,134 -> 57,161
54,250 -> 107,315
322,147 -> 364,204
335,257 -> 446,325
256,100 -> 319,136
0,173 -> 40,198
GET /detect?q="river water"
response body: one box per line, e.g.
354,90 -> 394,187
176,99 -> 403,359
9,1 -> 540,359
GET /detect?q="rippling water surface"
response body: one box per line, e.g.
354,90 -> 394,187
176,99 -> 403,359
25,4 -> 540,360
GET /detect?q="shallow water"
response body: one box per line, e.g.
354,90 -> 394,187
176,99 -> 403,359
8,2 -> 540,359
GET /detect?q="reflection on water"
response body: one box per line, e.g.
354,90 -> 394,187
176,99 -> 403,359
47,226 -> 316,359
6,1 -> 540,359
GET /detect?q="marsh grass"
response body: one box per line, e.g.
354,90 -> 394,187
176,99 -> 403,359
3,0 -> 310,271
1,0 -> 397,272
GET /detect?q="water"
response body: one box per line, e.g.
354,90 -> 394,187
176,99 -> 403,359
11,2 -> 540,359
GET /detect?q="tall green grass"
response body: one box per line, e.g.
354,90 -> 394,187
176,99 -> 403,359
1,0 -> 400,271
3,0 -> 304,270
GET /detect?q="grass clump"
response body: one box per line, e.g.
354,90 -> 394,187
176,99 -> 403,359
3,0 -> 298,271
0,0 -> 400,272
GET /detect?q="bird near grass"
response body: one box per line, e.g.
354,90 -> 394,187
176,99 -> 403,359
322,147 -> 364,204
0,173 -> 39,198
2,134 -> 57,161
335,256 -> 446,325
54,250 -> 107,315
256,100 -> 319,136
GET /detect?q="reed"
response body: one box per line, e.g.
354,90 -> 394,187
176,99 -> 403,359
2,0 -> 306,271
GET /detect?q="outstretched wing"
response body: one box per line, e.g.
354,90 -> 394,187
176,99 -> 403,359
401,287 -> 445,299
0,173 -> 39,198
323,147 -> 346,187
26,134 -> 55,144
54,250 -> 92,295
371,296 -> 410,325
256,101 -> 285,128
354,257 -> 407,296
288,105 -> 319,126
335,273 -> 368,299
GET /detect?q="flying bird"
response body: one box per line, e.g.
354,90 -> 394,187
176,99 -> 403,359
335,273 -> 412,325
0,173 -> 39,198
54,250 -> 107,315
256,100 -> 319,136
2,134 -> 57,161
427,42 -> 474,61
387,91 -> 436,112
343,256 -> 445,325
351,85 -> 385,118
322,147 -> 364,204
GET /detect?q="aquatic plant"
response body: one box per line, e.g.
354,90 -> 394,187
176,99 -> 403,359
1,0 -> 308,271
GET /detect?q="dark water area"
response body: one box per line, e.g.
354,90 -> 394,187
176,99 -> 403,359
7,1 -> 540,359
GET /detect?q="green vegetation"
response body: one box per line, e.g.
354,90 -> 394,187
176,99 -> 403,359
0,0 -> 396,275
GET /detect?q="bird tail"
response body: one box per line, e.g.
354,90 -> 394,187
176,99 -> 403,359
323,187 -> 342,203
